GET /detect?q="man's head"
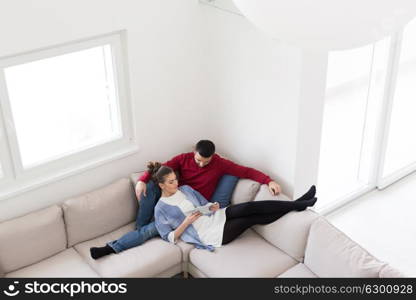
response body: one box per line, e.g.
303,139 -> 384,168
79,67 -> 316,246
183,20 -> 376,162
194,140 -> 215,168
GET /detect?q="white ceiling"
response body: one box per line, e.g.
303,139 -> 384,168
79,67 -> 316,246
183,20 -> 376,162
199,0 -> 242,16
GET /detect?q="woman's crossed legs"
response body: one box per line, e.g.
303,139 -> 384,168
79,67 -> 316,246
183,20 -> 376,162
222,185 -> 317,245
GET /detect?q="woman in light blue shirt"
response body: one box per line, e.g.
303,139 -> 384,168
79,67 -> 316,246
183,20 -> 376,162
151,162 -> 317,251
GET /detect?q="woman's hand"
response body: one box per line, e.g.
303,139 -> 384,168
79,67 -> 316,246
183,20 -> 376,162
184,212 -> 201,225
173,212 -> 201,243
209,202 -> 220,212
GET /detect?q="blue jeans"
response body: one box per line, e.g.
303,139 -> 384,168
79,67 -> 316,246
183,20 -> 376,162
108,175 -> 238,253
210,174 -> 239,208
108,181 -> 160,253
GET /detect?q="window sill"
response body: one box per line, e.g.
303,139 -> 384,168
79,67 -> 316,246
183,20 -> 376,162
0,144 -> 139,202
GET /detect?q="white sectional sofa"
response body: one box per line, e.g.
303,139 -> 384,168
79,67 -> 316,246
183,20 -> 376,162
0,175 -> 403,278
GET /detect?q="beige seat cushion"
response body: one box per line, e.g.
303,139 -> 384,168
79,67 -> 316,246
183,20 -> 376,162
189,229 -> 297,277
0,205 -> 66,273
6,248 -> 98,278
74,223 -> 182,277
304,217 -> 386,277
63,178 -> 138,247
253,209 -> 319,262
278,263 -> 318,278
176,241 -> 195,263
230,179 -> 261,205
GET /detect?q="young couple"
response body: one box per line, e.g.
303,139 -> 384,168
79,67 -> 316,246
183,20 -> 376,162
90,140 -> 317,258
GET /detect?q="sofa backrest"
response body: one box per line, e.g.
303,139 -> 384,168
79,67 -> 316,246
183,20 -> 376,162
304,217 -> 386,277
130,172 -> 142,188
63,178 -> 137,247
0,205 -> 67,273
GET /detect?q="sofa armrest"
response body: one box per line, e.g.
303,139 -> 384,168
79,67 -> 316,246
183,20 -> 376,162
253,209 -> 320,262
379,264 -> 405,278
304,217 -> 386,277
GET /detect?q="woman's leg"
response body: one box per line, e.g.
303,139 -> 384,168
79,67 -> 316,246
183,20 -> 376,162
226,185 -> 316,220
226,198 -> 316,219
222,212 -> 289,245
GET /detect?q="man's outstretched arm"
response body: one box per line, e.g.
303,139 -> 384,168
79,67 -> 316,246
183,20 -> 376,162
220,157 -> 281,195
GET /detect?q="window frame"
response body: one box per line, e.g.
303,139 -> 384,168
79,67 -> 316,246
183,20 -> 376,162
0,32 -> 137,200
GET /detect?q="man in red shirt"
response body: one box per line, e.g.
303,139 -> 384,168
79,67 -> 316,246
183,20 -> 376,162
90,140 -> 282,259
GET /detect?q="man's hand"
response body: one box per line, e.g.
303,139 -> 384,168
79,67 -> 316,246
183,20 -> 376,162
209,202 -> 220,212
268,181 -> 281,196
135,181 -> 147,200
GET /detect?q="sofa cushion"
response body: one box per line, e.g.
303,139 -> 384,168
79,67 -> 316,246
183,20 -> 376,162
74,223 -> 182,277
304,217 -> 386,277
189,229 -> 297,277
176,241 -> 195,263
253,209 -> 319,262
230,179 -> 260,205
63,178 -> 138,247
253,184 -> 291,202
6,248 -> 98,278
278,263 -> 318,278
0,205 -> 66,273
130,172 -> 144,189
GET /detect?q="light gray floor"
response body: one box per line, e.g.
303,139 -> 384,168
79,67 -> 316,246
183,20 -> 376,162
326,171 -> 416,277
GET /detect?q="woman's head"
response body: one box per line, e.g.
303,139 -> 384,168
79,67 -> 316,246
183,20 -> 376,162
147,162 -> 178,195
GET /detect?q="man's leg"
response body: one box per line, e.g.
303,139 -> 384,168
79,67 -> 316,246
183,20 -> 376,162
107,222 -> 159,253
210,175 -> 239,208
136,181 -> 161,229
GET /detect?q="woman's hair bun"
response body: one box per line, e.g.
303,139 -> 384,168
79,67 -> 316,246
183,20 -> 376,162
146,161 -> 174,184
147,161 -> 162,176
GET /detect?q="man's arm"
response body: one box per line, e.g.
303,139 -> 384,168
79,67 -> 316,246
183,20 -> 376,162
135,153 -> 185,199
220,157 -> 281,195
220,157 -> 272,184
138,153 -> 185,183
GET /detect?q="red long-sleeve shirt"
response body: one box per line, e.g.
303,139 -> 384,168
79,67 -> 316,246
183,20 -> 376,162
139,152 -> 272,201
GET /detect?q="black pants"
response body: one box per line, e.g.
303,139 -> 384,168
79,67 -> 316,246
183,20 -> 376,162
221,200 -> 305,245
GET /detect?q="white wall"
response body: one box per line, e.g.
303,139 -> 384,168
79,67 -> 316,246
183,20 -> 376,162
0,0 -> 324,222
0,0 -> 215,221
199,4 -> 303,196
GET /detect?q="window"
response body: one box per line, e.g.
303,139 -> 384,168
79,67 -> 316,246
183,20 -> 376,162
381,18 -> 416,180
0,33 -> 136,198
317,18 -> 416,211
317,38 -> 390,211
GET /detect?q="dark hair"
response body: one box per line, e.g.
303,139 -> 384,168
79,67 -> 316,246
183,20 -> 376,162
195,140 -> 215,158
147,162 -> 174,184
